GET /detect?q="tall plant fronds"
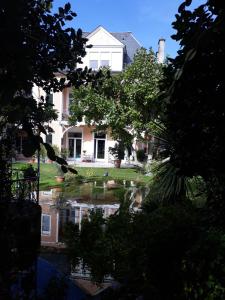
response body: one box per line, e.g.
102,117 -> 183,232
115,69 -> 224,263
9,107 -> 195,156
148,159 -> 192,204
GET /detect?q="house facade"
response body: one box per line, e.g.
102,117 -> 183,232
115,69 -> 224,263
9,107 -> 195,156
32,26 -> 164,163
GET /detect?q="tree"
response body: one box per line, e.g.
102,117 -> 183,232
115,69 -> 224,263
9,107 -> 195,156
64,199 -> 225,300
69,48 -> 164,145
0,0 -> 99,297
160,0 -> 225,207
0,0 -> 100,183
63,1 -> 225,299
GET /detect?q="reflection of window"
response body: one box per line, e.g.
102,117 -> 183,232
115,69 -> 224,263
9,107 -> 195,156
16,136 -> 23,154
16,134 -> 28,154
89,60 -> 98,70
100,60 -> 109,67
41,214 -> 51,235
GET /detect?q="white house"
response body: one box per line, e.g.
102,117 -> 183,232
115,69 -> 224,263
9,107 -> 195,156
31,26 -> 165,163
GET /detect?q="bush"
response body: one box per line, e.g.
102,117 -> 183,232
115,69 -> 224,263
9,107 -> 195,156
109,142 -> 125,160
52,144 -> 60,157
136,149 -> 146,162
39,144 -> 47,161
61,147 -> 69,159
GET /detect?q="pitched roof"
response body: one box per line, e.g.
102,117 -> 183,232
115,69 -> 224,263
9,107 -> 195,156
83,28 -> 141,65
111,32 -> 141,64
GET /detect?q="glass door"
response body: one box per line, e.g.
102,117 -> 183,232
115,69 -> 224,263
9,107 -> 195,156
96,139 -> 105,159
75,139 -> 82,159
68,132 -> 82,159
94,132 -> 106,160
68,138 -> 75,158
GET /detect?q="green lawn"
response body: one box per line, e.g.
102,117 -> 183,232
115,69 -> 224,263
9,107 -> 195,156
13,162 -> 150,189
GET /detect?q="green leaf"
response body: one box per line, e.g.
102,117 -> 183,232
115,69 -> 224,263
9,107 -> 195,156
64,3 -> 71,12
22,140 -> 38,157
178,2 -> 186,13
61,165 -> 68,173
68,167 -> 78,174
44,143 -> 56,161
55,156 -> 68,165
185,0 -> 192,6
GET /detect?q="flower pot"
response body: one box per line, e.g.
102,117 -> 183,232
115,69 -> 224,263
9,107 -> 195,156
114,159 -> 121,168
55,176 -> 65,183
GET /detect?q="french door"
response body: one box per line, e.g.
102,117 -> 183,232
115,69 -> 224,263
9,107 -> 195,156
68,132 -> 82,159
94,133 -> 106,160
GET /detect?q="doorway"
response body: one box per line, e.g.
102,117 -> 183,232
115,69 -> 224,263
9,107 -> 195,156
94,133 -> 106,160
68,132 -> 82,159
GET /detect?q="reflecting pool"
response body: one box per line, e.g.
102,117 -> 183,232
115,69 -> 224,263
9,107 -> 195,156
39,180 -> 149,246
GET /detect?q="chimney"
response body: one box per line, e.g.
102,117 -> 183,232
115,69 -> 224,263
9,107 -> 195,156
157,38 -> 165,63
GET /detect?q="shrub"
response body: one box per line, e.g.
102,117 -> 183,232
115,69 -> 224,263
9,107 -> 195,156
52,144 -> 60,157
61,148 -> 69,159
109,142 -> 125,160
136,149 -> 146,162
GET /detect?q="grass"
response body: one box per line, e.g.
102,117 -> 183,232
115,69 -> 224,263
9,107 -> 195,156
75,166 -> 149,182
13,162 -> 150,189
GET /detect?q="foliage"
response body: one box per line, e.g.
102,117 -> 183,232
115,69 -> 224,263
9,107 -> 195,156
0,1 -> 100,296
159,0 -> 225,205
64,201 -> 225,300
62,222 -> 80,268
69,48 -> 164,143
0,0 -> 102,179
23,164 -> 37,179
109,142 -> 125,160
39,144 -> 47,161
136,149 -> 146,162
51,145 -> 60,157
56,163 -> 65,177
63,2 -> 225,300
61,147 -> 69,159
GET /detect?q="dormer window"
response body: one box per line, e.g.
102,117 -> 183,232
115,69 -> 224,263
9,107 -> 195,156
90,60 -> 98,70
89,51 -> 111,70
100,60 -> 109,67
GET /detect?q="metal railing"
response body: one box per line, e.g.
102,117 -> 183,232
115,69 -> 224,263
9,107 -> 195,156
8,168 -> 39,203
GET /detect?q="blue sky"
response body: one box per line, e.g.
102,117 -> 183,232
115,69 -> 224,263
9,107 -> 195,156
53,0 -> 204,58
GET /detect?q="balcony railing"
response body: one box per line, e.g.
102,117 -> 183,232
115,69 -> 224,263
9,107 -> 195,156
4,168 -> 39,204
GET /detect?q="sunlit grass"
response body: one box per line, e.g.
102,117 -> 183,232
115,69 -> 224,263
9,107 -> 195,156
13,162 -> 150,189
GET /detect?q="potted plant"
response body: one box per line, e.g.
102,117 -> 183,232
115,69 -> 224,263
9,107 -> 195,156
55,164 -> 65,183
109,142 -> 125,168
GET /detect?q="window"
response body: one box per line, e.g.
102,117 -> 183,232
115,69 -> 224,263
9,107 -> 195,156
41,214 -> 51,235
46,93 -> 53,104
68,132 -> 82,138
100,60 -> 109,67
94,132 -> 106,139
89,60 -> 98,70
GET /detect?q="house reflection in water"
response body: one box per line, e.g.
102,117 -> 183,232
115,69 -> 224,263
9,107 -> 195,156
39,188 -> 120,246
